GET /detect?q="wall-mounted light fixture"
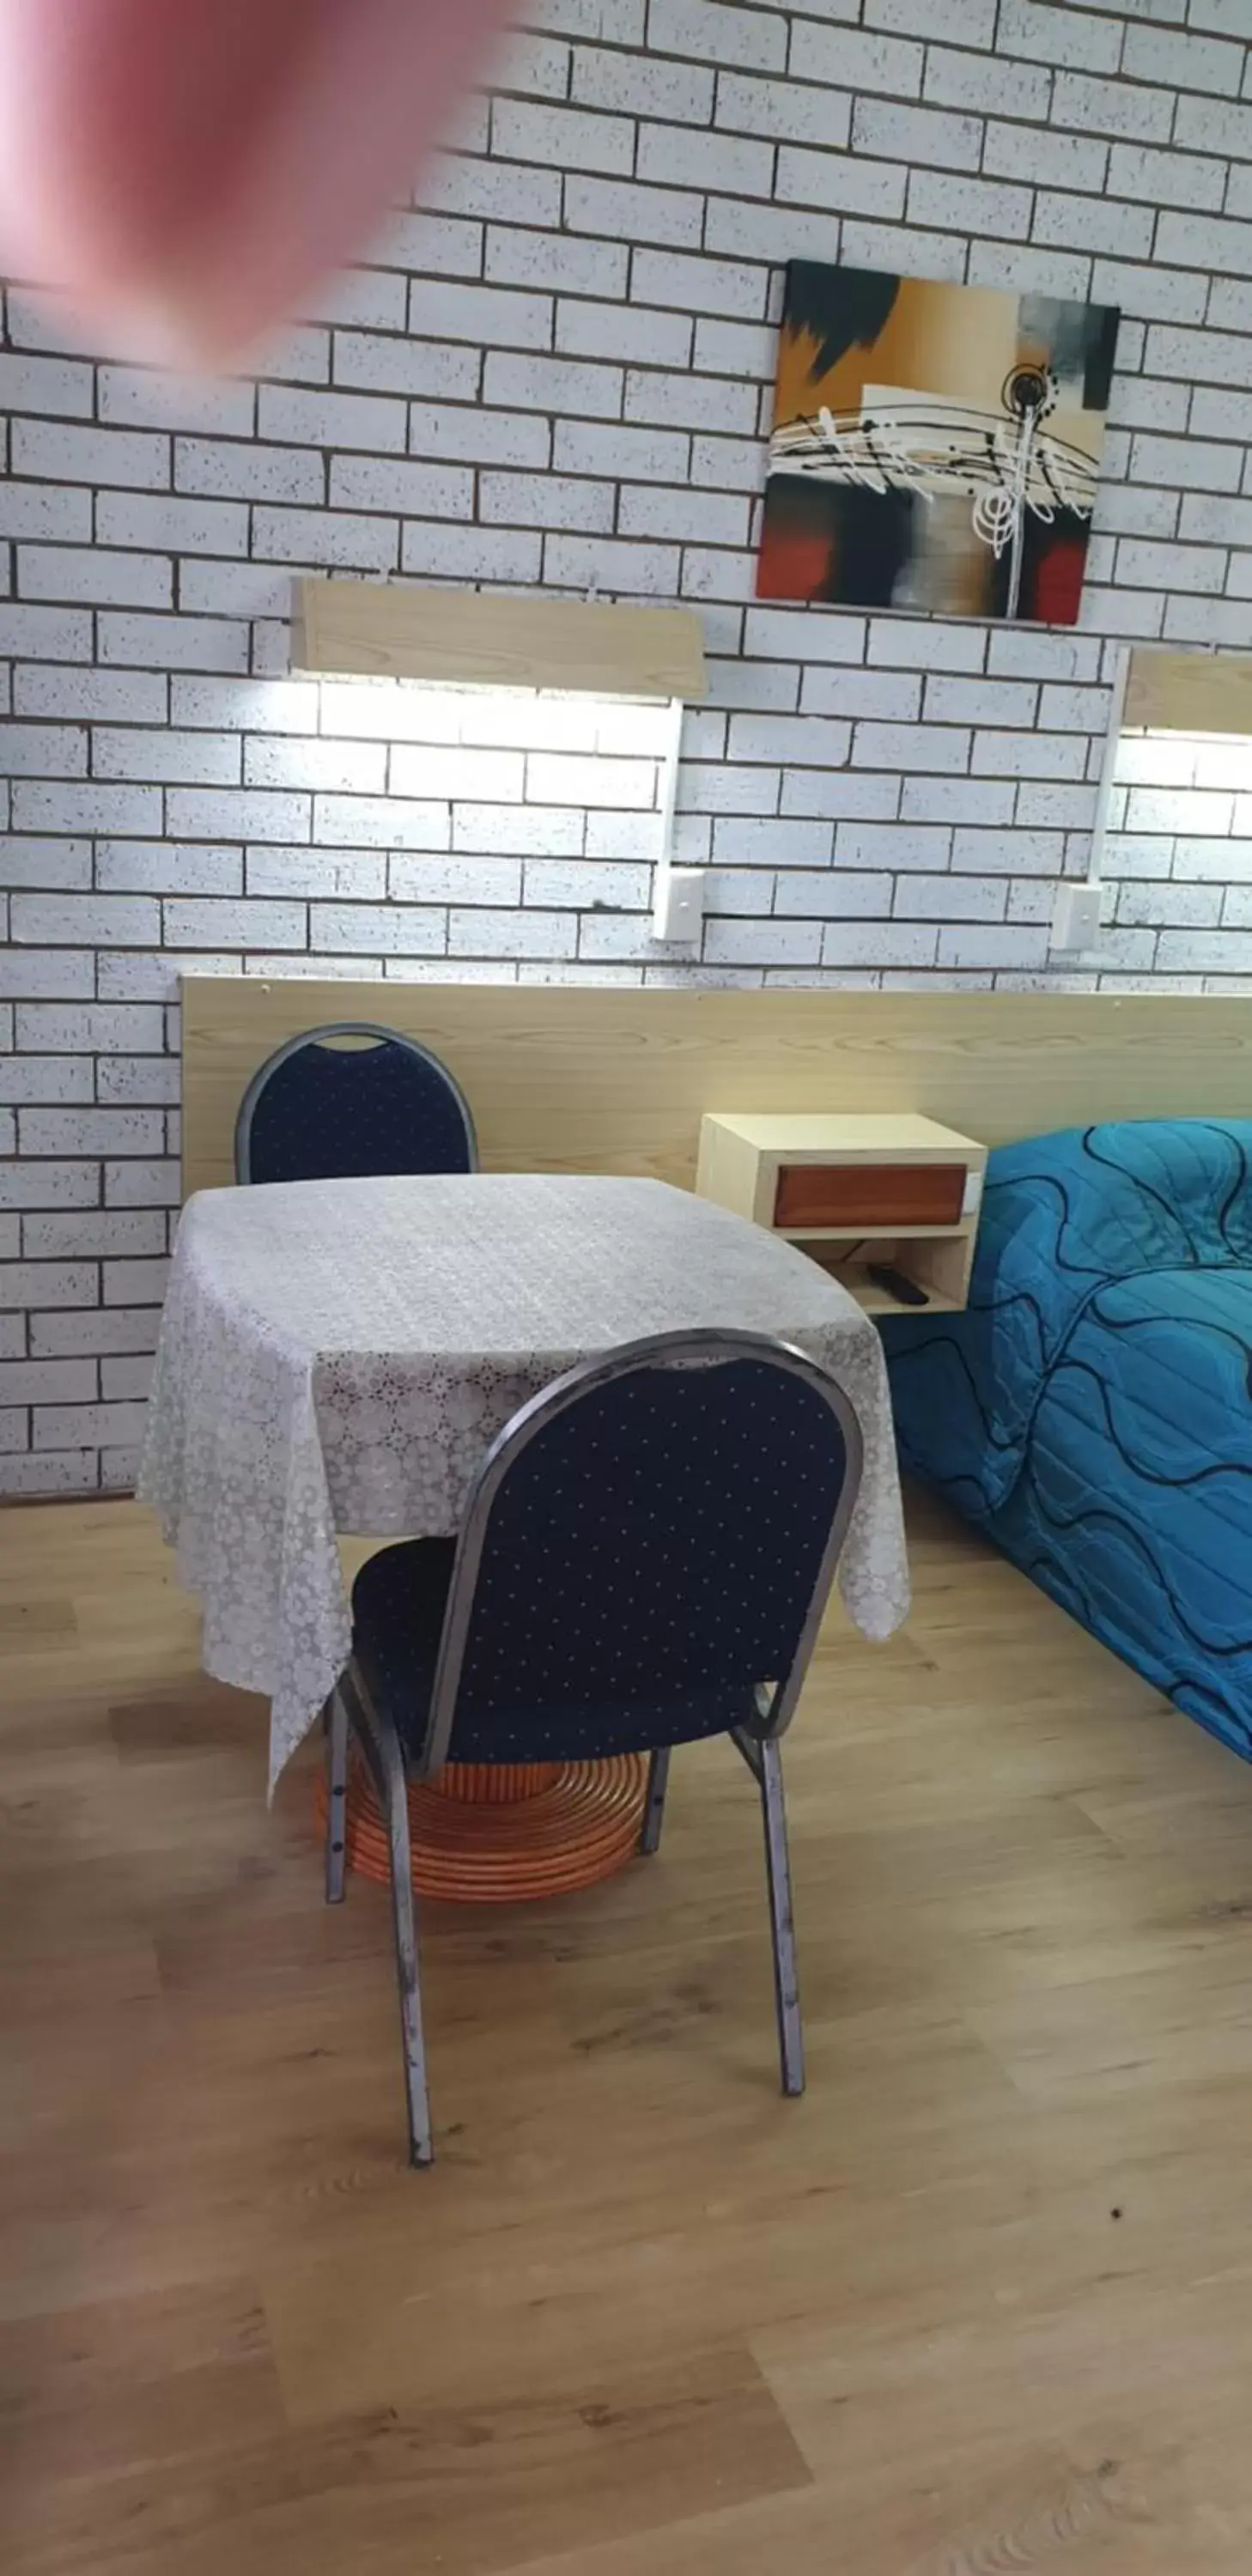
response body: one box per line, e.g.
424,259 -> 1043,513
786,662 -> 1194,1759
290,579 -> 708,944
1052,641 -> 1252,957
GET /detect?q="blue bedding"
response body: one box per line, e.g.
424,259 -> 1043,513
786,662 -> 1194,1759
884,1121 -> 1252,1762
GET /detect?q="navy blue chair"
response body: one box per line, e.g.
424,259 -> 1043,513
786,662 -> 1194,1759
234,1022 -> 477,1184
324,1327 -> 864,2166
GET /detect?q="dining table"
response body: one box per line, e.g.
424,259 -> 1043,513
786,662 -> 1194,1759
139,1170 -> 910,1897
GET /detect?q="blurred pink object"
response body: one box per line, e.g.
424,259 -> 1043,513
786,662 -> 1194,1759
0,0 -> 513,362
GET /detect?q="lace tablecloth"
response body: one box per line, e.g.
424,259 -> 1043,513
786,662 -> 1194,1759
139,1174 -> 909,1790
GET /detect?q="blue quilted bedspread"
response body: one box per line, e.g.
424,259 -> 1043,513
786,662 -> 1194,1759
884,1121 -> 1252,1762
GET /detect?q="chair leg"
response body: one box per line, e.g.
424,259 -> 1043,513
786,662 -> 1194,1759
639,1747 -> 672,1856
382,1764 -> 434,2169
759,1738 -> 805,2099
324,1687 -> 349,1906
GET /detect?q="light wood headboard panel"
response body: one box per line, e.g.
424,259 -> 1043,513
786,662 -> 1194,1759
181,981 -> 1252,1200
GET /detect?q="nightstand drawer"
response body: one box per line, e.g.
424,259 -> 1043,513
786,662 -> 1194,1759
773,1162 -> 967,1230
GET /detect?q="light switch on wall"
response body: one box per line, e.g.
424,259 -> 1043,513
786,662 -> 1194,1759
653,866 -> 705,944
1050,883 -> 1103,954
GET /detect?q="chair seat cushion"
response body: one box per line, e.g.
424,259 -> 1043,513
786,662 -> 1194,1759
351,1538 -> 760,1766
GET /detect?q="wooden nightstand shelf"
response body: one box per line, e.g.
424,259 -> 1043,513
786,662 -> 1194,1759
696,1113 -> 988,1316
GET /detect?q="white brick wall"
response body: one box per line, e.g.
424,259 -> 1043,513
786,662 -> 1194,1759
4,0 -> 1252,1491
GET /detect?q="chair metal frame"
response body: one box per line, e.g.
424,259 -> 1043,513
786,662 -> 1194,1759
325,1327 -> 865,2168
234,1020 -> 478,1185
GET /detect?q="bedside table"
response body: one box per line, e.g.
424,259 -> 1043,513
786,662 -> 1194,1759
695,1112 -> 988,1316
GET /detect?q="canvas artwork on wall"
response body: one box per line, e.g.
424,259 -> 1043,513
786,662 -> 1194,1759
758,263 -> 1120,626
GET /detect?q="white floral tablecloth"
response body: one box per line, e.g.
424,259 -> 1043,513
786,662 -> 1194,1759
139,1173 -> 910,1791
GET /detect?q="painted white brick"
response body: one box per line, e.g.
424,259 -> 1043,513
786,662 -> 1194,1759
392,854 -> 524,903
1035,192 -> 1155,259
97,491 -> 251,556
0,1164 -> 98,1211
19,548 -> 172,609
96,841 -> 240,896
1117,538 -> 1227,592
775,147 -> 906,221
314,795 -> 450,850
258,382 -> 408,451
983,126 -> 1108,196
330,337 -> 482,407
453,803 -> 583,854
165,788 -> 312,843
0,1054 -> 93,1104
573,46 -> 714,122
715,70 -> 850,146
972,731 -> 1091,780
90,727 -> 240,786
0,354 -> 94,417
0,721 -> 87,776
924,46 -> 1051,121
98,367 -> 256,435
781,770 -> 900,820
909,169 -> 1033,239
23,1210 -> 166,1259
98,613 -> 249,673
853,721 -> 971,773
0,1261 -> 98,1309
648,0 -> 786,72
544,533 -> 680,592
244,847 -> 383,900
485,350 -> 623,419
13,422 -> 170,492
1052,69 -> 1175,143
712,816 -> 832,865
626,367 -> 757,434
865,0 -> 994,36
923,678 -> 1039,726
310,902 -> 447,954
0,605 -> 93,661
0,483 -> 92,542
555,421 -> 689,484
402,524 -> 544,584
30,1307 -> 159,1358
799,668 -> 921,720
852,97 -> 981,172
327,456 -> 474,519
563,173 -> 703,252
773,870 -> 881,918
408,403 -> 550,471
451,908 -> 578,958
252,507 -> 399,573
1000,0 -> 1121,72
14,667 -> 167,723
630,246 -> 769,322
104,1161 -> 180,1206
901,778 -> 1017,824
12,783 -> 163,839
480,470 -> 615,531
1122,21 -> 1243,95
15,1003 -> 165,1053
390,746 -> 526,800
790,21 -> 922,96
526,753 -> 657,808
988,629 -> 1102,680
866,618 -> 985,672
824,923 -> 939,967
33,1400 -> 150,1450
556,300 -> 694,368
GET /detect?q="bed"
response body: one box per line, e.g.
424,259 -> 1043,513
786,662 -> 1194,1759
884,1120 -> 1252,1764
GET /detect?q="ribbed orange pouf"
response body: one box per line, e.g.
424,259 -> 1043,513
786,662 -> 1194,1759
313,1749 -> 649,1902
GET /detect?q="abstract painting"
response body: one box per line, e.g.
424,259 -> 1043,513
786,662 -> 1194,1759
758,263 -> 1120,626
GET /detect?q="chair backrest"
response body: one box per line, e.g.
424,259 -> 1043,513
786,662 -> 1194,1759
420,1329 -> 864,1771
234,1023 -> 477,1183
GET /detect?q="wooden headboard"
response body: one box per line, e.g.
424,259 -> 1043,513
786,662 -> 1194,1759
180,981 -> 1252,1200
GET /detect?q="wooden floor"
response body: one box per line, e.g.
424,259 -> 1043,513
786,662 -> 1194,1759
5,1496 -> 1252,2573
